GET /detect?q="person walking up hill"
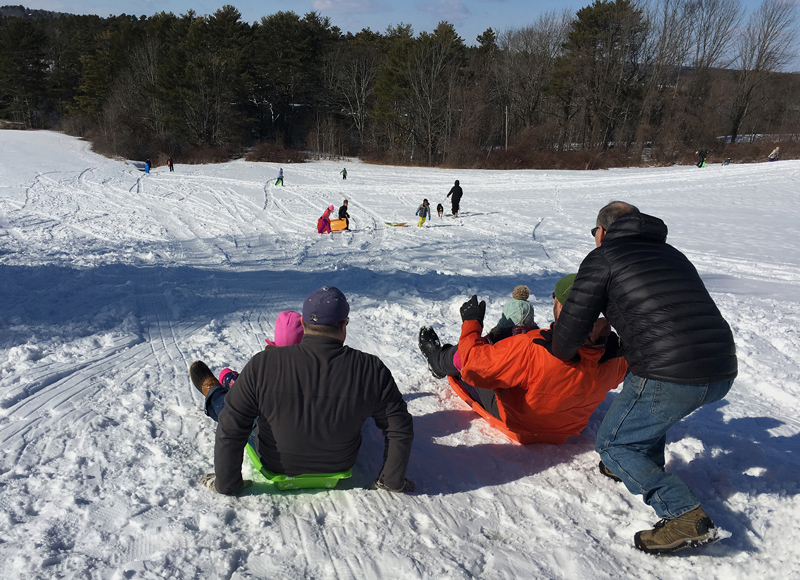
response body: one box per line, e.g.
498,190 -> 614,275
446,180 -> 463,216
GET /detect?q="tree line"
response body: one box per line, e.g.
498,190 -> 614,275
0,0 -> 797,168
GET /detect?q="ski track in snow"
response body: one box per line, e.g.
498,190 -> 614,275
0,130 -> 799,579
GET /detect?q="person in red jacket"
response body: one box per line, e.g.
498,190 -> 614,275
418,274 -> 627,443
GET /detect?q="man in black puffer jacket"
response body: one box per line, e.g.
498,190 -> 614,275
551,201 -> 737,555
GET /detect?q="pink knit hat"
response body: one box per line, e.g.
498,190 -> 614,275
265,311 -> 304,347
328,205 -> 335,211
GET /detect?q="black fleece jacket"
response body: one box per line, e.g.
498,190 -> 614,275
214,335 -> 414,494
552,212 -> 737,384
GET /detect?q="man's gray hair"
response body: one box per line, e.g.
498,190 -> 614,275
596,201 -> 640,229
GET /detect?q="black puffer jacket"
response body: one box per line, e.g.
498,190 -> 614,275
552,212 -> 737,384
214,335 -> 414,494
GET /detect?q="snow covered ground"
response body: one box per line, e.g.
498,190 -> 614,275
1,130 -> 798,579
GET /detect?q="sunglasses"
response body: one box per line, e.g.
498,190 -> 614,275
591,226 -> 601,236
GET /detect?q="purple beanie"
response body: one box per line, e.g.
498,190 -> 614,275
265,311 -> 304,346
303,286 -> 350,325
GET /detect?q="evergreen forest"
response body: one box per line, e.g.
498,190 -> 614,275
1,0 -> 798,168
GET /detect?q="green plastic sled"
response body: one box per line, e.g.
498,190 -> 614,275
244,443 -> 352,490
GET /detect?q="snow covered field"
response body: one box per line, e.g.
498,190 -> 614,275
1,130 -> 798,579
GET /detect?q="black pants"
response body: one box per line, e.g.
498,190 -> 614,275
432,344 -> 499,418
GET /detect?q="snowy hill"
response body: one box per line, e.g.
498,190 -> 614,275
0,130 -> 798,579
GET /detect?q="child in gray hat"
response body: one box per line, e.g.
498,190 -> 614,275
487,285 -> 538,343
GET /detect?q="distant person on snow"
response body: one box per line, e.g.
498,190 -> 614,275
415,199 -> 431,227
768,146 -> 780,162
695,150 -> 707,167
275,168 -> 284,186
167,157 -> 174,172
418,276 -> 627,444
340,167 -> 347,180
144,159 -> 151,174
317,204 -> 335,234
190,286 -> 415,495
548,201 -> 737,555
446,180 -> 463,216
338,200 -> 350,230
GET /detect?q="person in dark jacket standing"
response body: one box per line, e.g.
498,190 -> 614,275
695,150 -> 708,167
446,180 -> 463,216
550,201 -> 737,555
194,286 -> 415,495
338,199 -> 350,230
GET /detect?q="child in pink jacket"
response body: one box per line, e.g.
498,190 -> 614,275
317,205 -> 335,234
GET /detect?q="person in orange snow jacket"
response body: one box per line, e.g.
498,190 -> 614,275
418,274 -> 628,443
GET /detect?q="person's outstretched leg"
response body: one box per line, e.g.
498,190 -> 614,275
190,361 -> 228,421
418,326 -> 459,378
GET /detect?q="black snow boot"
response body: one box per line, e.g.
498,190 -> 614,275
418,326 -> 446,379
190,360 -> 220,397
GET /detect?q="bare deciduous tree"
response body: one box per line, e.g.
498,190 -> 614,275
326,37 -> 384,147
495,11 -> 570,135
727,0 -> 798,143
404,22 -> 467,165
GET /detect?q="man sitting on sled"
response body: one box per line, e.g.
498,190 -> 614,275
418,275 -> 628,443
191,286 -> 414,495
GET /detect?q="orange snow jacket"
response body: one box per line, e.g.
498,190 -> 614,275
458,320 -> 628,443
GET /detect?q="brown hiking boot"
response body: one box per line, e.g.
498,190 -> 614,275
189,361 -> 220,397
634,506 -> 719,555
598,460 -> 622,483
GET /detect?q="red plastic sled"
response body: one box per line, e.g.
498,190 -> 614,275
447,376 -> 568,444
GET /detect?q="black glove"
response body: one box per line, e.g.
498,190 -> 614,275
532,328 -> 580,362
373,478 -> 416,493
460,295 -> 486,326
200,473 -> 253,495
599,331 -> 625,363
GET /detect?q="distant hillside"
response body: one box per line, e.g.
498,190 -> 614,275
0,4 -> 66,18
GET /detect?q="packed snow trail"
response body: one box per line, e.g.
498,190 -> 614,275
0,131 -> 799,579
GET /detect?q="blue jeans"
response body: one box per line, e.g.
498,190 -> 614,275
205,385 -> 257,446
205,385 -> 229,422
596,373 -> 733,520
